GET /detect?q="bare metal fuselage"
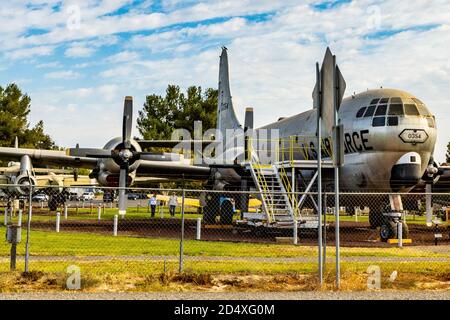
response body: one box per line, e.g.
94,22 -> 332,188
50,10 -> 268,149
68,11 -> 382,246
259,88 -> 436,192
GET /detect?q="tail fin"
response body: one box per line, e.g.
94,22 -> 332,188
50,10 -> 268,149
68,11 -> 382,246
217,47 -> 242,137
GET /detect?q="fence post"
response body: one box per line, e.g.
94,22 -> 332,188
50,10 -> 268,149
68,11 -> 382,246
56,212 -> 60,233
398,221 -> 403,248
196,217 -> 202,240
113,215 -> 118,236
64,204 -> 68,220
97,205 -> 102,221
18,209 -> 22,227
3,207 -> 7,226
179,189 -> 186,273
293,219 -> 298,245
24,185 -> 33,273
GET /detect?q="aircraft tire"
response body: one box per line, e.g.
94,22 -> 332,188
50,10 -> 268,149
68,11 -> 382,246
369,211 -> 384,229
219,199 -> 234,225
380,219 -> 397,242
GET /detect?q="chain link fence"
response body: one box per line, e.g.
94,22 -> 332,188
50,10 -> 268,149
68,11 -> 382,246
0,184 -> 449,291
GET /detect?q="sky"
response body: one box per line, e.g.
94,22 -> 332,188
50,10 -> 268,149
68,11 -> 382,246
0,0 -> 449,162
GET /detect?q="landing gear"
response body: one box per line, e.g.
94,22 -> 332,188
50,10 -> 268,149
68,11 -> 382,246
219,199 -> 234,225
379,213 -> 409,242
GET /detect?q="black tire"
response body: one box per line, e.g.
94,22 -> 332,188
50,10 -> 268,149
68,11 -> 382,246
48,197 -> 58,212
220,200 -> 234,225
369,211 -> 384,229
401,221 -> 409,239
380,219 -> 397,242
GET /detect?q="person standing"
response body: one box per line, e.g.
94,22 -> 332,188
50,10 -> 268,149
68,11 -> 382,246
168,193 -> 178,217
149,194 -> 157,217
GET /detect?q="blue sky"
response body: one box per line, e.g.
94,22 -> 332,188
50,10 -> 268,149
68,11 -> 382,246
0,0 -> 449,162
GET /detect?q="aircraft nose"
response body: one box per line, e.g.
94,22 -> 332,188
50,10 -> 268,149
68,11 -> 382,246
390,152 -> 422,192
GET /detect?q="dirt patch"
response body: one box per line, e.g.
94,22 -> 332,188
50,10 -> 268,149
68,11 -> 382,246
2,270 -> 448,293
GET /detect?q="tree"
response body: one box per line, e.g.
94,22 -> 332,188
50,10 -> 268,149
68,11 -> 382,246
0,83 -> 55,149
137,85 -> 217,140
446,141 -> 450,163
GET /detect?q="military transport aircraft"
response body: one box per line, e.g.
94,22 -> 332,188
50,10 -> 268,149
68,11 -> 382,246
0,47 -> 447,238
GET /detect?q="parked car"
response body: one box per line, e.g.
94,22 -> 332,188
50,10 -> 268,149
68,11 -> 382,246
81,192 -> 95,201
68,192 -> 81,201
103,191 -> 116,203
127,193 -> 147,200
32,193 -> 49,202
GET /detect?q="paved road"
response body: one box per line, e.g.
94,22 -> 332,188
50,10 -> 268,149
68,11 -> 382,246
0,291 -> 448,300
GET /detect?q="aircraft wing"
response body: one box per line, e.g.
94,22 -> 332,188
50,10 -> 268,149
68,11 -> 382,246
0,147 -> 98,169
35,174 -> 96,187
136,140 -> 218,149
137,160 -> 211,180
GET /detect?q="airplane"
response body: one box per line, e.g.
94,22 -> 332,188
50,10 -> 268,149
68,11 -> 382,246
0,47 -> 447,241
0,138 -> 95,210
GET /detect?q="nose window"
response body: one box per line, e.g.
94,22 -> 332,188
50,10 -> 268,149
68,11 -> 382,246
375,104 -> 387,116
388,104 -> 403,115
356,107 -> 366,118
364,105 -> 376,117
372,117 -> 385,127
410,156 -> 416,162
387,116 -> 398,126
404,104 -> 420,116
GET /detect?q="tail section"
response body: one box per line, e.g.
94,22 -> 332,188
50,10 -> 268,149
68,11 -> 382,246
217,47 -> 242,137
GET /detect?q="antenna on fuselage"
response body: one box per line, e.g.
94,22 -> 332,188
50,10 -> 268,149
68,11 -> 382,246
14,136 -> 18,149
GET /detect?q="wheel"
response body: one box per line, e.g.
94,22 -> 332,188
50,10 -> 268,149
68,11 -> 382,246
380,219 -> 397,242
400,221 -> 409,239
220,200 -> 234,225
48,197 -> 59,211
380,220 -> 409,242
369,211 -> 384,229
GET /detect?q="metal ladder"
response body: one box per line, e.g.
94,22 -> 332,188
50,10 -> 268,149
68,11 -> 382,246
249,163 -> 295,225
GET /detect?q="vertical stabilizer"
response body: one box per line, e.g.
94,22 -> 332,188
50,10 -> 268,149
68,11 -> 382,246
217,47 -> 242,138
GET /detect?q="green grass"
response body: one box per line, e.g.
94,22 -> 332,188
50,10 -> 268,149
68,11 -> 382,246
0,226 -> 448,259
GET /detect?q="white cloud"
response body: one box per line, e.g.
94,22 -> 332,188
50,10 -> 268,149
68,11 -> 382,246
106,51 -> 140,63
45,70 -> 80,79
65,45 -> 95,58
5,45 -> 55,59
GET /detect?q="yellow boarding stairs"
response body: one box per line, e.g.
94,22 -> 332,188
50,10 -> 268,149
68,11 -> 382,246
248,163 -> 296,226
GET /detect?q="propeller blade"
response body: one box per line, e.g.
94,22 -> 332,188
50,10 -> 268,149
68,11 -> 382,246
118,167 -> 128,215
123,96 -> 133,149
67,148 -> 112,158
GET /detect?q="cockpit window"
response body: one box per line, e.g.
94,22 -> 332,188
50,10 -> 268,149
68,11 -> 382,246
364,105 -> 376,117
375,104 -> 387,116
370,98 -> 380,105
356,107 -> 366,118
416,103 -> 431,116
387,116 -> 398,126
372,117 -> 385,127
412,97 -> 424,105
379,98 -> 389,104
390,97 -> 402,104
404,104 -> 420,116
388,104 -> 403,115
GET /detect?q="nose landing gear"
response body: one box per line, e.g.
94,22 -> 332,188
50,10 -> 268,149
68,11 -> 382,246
379,212 -> 409,242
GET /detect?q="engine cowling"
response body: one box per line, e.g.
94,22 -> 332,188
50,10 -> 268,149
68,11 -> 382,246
14,174 -> 37,195
97,170 -> 134,187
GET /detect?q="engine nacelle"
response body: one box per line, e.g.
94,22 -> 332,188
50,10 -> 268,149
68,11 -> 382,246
97,170 -> 134,187
14,174 -> 37,195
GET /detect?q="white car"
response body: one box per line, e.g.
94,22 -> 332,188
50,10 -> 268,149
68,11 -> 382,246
81,192 -> 95,201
